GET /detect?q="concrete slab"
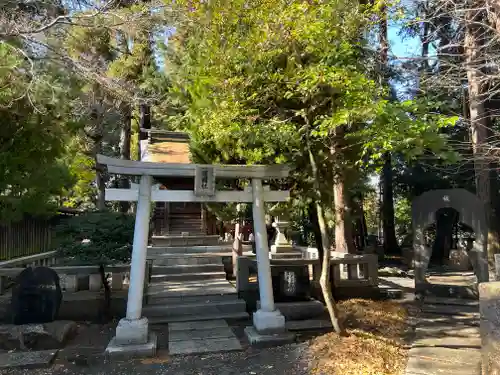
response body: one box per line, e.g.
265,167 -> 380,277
419,313 -> 479,326
169,319 -> 229,331
415,325 -> 480,338
413,336 -> 481,349
169,336 -> 242,355
169,327 -> 235,341
105,332 -> 157,359
405,347 -> 481,375
0,350 -> 58,369
422,304 -> 479,316
423,296 -> 479,307
244,326 -> 295,348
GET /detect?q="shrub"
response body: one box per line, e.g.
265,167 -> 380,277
54,211 -> 135,265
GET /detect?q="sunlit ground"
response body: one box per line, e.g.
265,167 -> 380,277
308,299 -> 410,375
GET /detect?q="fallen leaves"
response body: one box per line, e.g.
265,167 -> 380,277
308,299 -> 410,375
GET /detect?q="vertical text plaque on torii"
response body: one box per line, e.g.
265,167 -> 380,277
194,166 -> 216,197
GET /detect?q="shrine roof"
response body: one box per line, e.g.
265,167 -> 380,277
143,130 -> 191,164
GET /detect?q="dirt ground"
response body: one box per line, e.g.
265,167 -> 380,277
1,297 -> 415,375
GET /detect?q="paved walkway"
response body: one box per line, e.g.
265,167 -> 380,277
405,296 -> 481,375
168,320 -> 243,355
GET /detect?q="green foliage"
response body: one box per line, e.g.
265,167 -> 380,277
394,197 -> 412,241
54,212 -> 135,265
0,43 -> 77,221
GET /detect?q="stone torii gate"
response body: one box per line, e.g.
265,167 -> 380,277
97,155 -> 292,357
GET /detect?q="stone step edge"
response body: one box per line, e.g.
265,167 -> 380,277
148,311 -> 249,324
143,299 -> 246,313
151,271 -> 226,283
147,294 -> 240,305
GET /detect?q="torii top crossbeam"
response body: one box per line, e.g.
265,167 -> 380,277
97,155 -> 290,179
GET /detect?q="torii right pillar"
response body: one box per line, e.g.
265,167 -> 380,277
244,178 -> 295,345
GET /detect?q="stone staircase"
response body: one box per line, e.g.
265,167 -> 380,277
168,212 -> 204,235
144,236 -> 249,324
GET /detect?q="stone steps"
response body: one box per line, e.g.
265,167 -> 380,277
147,279 -> 238,298
149,311 -> 249,324
143,298 -> 246,318
144,237 -> 248,327
148,293 -> 239,305
151,271 -> 227,282
147,245 -> 232,255
152,264 -> 224,275
405,296 -> 481,375
151,235 -> 221,247
149,254 -> 224,266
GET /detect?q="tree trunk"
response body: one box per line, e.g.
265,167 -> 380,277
98,264 -> 111,322
91,101 -> 106,211
308,145 -> 346,335
308,202 -> 324,257
465,4 -> 499,269
138,103 -> 151,160
119,105 -> 132,213
377,2 -> 399,255
381,153 -> 399,253
333,179 -> 356,254
330,126 -> 356,254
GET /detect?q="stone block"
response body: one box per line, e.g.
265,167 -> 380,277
244,326 -> 295,348
480,282 -> 500,375
88,274 -> 101,291
448,249 -> 471,271
111,273 -> 123,290
114,317 -> 149,346
252,309 -> 286,333
106,332 -> 157,359
256,300 -> 325,320
0,321 -> 78,351
169,336 -> 242,355
62,275 -> 77,292
0,350 -> 58,369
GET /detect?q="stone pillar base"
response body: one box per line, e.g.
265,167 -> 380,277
106,332 -> 157,359
115,317 -> 149,345
244,326 -> 295,348
253,309 -> 286,333
105,317 -> 157,359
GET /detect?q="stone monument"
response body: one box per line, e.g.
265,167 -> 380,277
11,267 -> 63,325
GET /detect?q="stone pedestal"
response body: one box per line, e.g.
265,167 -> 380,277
106,317 -> 157,358
270,220 -> 293,253
269,219 -> 302,259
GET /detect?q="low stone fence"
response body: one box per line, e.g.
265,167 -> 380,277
236,252 -> 378,294
0,253 -> 153,295
0,250 -> 58,269
300,249 -> 378,287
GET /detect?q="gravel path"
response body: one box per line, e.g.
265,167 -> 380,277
2,343 -> 314,375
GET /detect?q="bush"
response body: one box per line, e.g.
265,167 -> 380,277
54,211 -> 135,265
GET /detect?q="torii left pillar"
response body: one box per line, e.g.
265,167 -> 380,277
106,174 -> 157,358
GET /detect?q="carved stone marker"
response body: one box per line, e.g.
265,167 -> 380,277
272,266 -> 311,302
10,267 -> 63,325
